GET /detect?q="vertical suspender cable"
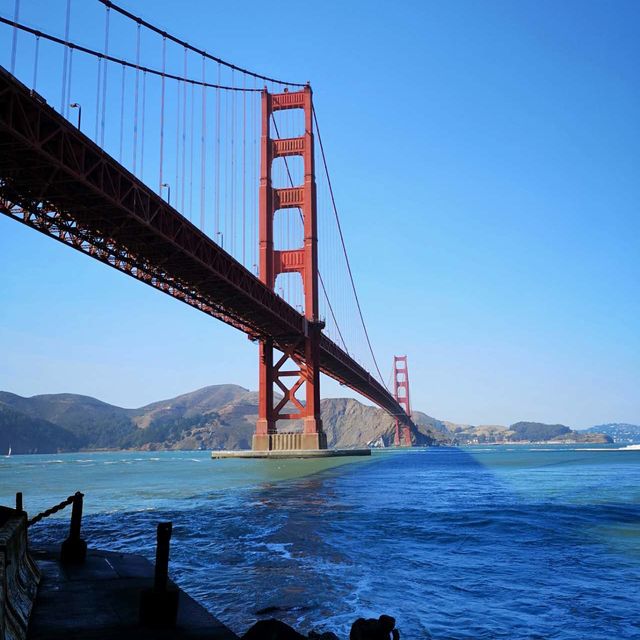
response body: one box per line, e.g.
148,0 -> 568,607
242,74 -> 246,266
66,49 -> 74,118
94,56 -> 101,140
174,74 -> 181,208
210,64 -> 217,236
133,23 -> 141,174
32,35 -> 40,90
181,47 -> 187,215
287,106 -> 291,302
10,0 -> 20,75
119,63 -> 125,162
100,6 -> 110,147
215,63 -> 221,236
140,70 -> 147,182
159,36 -> 166,193
223,75 -> 229,245
189,82 -> 195,221
200,54 -> 206,231
231,69 -> 236,256
252,76 -> 257,272
60,0 -> 71,115
100,5 -> 110,148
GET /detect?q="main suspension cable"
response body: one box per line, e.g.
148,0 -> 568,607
312,107 -> 388,389
0,17 -> 261,92
97,0 -> 306,88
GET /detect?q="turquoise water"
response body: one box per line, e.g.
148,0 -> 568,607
2,446 -> 639,638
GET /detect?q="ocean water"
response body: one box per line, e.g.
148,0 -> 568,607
2,446 -> 639,639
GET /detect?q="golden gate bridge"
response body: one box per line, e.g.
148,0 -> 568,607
0,0 -> 416,450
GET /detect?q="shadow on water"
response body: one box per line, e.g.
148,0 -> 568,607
23,447 -> 640,639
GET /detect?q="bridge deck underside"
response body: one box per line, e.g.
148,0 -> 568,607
0,65 -> 409,423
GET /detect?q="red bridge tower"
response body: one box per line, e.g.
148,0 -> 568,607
253,87 -> 326,451
393,355 -> 412,447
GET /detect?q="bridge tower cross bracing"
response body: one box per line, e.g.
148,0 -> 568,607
253,86 -> 327,452
393,355 -> 413,447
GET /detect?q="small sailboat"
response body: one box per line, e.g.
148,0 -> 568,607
6,446 -> 11,457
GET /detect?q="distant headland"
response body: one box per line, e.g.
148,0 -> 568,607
0,385 -> 625,454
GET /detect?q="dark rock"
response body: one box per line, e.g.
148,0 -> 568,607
242,618 -> 307,640
378,615 -> 396,634
256,605 -> 284,615
308,632 -> 340,640
350,615 -> 399,639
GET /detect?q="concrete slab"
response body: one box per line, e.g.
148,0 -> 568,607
28,548 -> 238,640
211,448 -> 371,459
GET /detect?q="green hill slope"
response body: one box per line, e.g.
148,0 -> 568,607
0,403 -> 81,454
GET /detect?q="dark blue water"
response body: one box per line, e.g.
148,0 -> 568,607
3,447 -> 639,638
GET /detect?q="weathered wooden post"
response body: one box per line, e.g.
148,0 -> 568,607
154,522 -> 171,592
60,491 -> 87,564
139,522 -> 179,628
15,492 -> 23,514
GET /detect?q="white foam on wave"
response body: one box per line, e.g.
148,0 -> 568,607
572,445 -> 640,451
263,542 -> 293,560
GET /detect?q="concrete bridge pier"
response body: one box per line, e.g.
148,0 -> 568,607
251,431 -> 327,452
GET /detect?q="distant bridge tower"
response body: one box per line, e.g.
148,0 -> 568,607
393,355 -> 412,447
253,86 -> 326,452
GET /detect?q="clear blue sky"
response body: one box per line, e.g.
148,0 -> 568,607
1,0 -> 638,428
